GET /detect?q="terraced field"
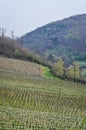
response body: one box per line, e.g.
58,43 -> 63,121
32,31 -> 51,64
0,57 -> 86,130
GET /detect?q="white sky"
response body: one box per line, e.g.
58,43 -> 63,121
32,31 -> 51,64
0,0 -> 86,37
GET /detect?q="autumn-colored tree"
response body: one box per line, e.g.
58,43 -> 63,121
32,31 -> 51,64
73,61 -> 80,80
66,65 -> 74,79
66,61 -> 80,80
54,58 -> 64,78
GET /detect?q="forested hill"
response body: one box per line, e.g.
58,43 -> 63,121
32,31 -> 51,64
20,14 -> 86,63
0,36 -> 49,66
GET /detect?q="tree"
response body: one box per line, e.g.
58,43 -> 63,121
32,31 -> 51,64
54,58 -> 64,78
66,65 -> 74,79
0,27 -> 6,38
73,61 -> 80,80
66,61 -> 80,81
11,31 -> 15,40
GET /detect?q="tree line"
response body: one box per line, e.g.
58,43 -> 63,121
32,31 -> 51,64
52,58 -> 85,83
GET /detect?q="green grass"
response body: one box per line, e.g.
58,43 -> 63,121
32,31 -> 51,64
40,66 -> 54,78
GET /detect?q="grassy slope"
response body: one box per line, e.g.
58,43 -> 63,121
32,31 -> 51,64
0,57 -> 86,129
40,66 -> 54,78
82,69 -> 86,76
77,60 -> 86,77
77,61 -> 86,68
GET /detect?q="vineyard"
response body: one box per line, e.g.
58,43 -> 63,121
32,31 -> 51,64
0,57 -> 86,130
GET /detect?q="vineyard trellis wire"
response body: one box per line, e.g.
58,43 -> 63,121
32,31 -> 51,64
0,57 -> 86,130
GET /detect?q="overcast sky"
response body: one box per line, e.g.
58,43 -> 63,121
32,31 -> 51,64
0,0 -> 86,37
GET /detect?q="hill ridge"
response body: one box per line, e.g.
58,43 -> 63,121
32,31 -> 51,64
20,14 -> 86,63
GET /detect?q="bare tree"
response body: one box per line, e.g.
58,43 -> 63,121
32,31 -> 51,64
1,27 -> 6,38
11,30 -> 15,40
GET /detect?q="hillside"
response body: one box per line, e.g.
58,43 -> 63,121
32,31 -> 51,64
20,14 -> 86,63
0,35 -> 86,80
0,36 -> 51,66
0,57 -> 86,129
0,14 -> 86,129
